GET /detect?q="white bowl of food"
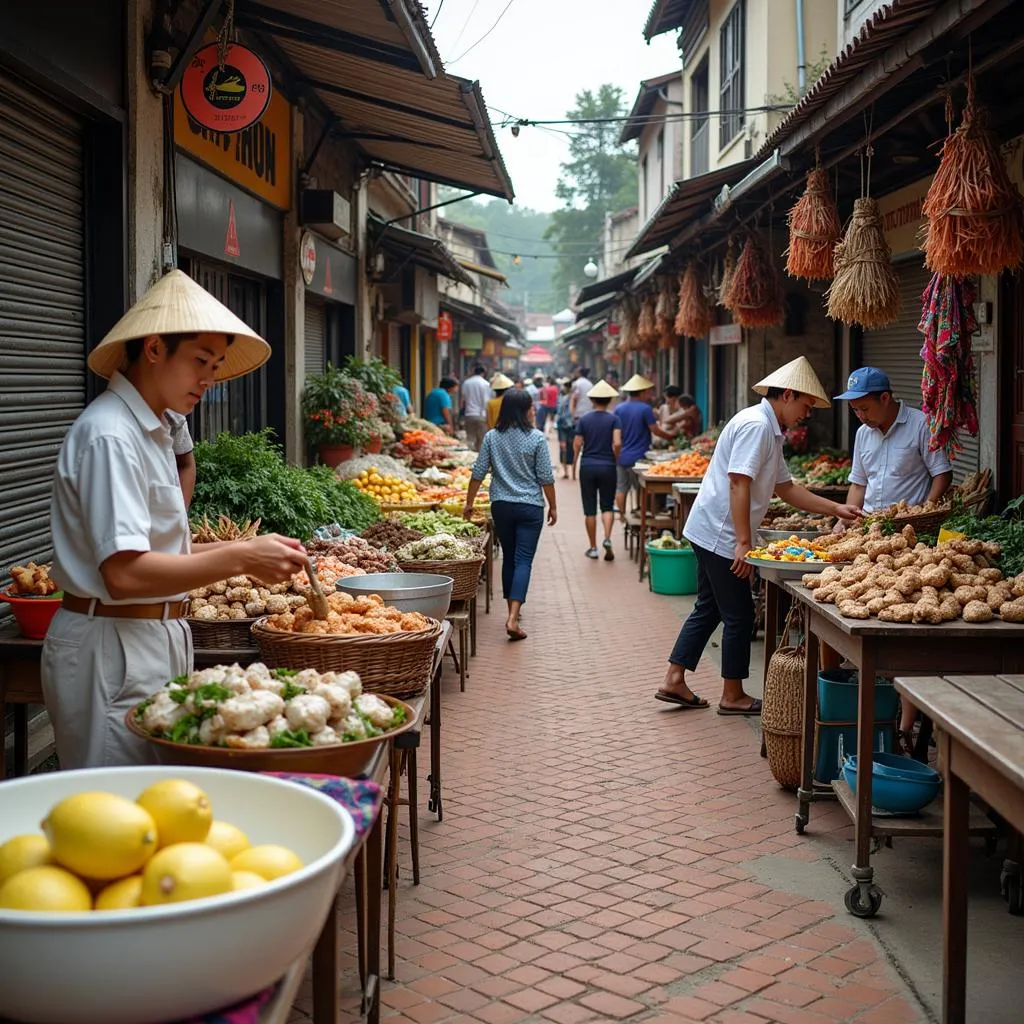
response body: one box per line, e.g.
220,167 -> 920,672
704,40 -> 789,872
0,766 -> 355,1024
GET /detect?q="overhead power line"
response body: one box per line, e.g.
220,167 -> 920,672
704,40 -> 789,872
447,0 -> 519,65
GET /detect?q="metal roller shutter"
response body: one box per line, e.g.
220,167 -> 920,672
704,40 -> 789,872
861,260 -> 980,482
304,299 -> 325,377
0,70 -> 86,580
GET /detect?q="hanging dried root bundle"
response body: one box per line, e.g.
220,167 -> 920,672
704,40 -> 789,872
637,292 -> 658,345
922,87 -> 1024,275
718,240 -> 737,308
826,197 -> 900,328
675,263 -> 713,338
655,276 -> 676,338
620,294 -> 640,351
786,166 -> 841,281
726,234 -> 784,328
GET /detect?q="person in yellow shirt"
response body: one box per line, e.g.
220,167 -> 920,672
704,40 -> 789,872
487,372 -> 513,429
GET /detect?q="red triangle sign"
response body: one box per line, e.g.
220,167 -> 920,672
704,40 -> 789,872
323,256 -> 333,295
224,200 -> 240,257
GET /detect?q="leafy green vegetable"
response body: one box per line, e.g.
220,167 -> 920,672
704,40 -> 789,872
191,429 -> 380,540
272,668 -> 298,678
192,683 -> 233,704
134,697 -> 155,718
355,709 -> 383,737
270,729 -> 312,748
171,674 -> 189,685
941,508 -> 1024,577
169,714 -> 202,744
280,681 -> 307,701
168,688 -> 190,704
390,705 -> 407,726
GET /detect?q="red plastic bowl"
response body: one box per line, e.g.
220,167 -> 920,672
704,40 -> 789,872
2,588 -> 62,639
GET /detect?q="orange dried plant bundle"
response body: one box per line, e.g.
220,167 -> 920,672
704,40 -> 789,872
922,89 -> 1024,275
718,240 -> 737,308
727,234 -> 784,328
826,197 -> 900,328
786,166 -> 841,280
655,276 -> 676,338
620,294 -> 640,351
637,292 -> 658,344
675,263 -> 713,338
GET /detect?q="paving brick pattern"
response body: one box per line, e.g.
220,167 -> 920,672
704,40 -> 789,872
289,471 -> 926,1024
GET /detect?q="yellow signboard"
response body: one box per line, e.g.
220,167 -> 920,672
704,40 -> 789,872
174,86 -> 292,210
876,176 -> 931,258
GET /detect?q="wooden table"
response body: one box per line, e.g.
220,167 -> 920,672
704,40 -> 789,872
637,473 -> 697,581
782,582 -> 1024,918
670,481 -> 701,539
894,673 -> 1024,1024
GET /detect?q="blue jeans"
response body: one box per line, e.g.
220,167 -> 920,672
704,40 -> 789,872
490,501 -> 544,605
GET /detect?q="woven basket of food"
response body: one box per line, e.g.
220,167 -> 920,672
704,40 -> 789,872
251,594 -> 441,698
395,534 -> 483,602
761,606 -> 805,791
187,617 -> 259,650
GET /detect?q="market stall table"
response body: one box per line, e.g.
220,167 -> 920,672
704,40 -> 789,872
637,470 -> 699,581
782,581 -> 1022,917
893,673 -> 1024,1024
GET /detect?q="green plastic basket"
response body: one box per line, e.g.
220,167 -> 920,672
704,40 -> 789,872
646,544 -> 697,595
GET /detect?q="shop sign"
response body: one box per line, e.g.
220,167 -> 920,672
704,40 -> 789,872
710,324 -> 742,346
299,231 -> 317,285
482,340 -> 496,356
876,176 -> 931,256
181,43 -> 273,133
437,311 -> 453,342
460,331 -> 484,352
175,78 -> 292,210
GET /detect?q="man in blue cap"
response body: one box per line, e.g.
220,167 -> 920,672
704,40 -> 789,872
835,367 -> 952,516
835,367 -> 953,756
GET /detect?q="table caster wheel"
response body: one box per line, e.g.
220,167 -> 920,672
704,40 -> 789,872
795,813 -> 807,835
844,883 -> 883,918
1001,860 -> 1024,915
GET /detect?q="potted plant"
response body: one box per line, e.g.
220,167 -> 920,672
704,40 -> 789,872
363,416 -> 386,454
302,364 -> 379,467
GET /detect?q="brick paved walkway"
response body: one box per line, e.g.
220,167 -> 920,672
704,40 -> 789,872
302,472 -> 928,1024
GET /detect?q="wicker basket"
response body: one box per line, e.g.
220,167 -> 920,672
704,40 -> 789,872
380,501 -> 436,513
187,617 -> 259,650
761,605 -> 806,791
251,617 -> 441,698
891,491 -> 989,534
396,556 -> 484,602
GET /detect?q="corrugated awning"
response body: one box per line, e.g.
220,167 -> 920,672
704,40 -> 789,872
441,293 -> 521,338
643,0 -> 695,42
238,0 -> 514,200
626,160 -> 757,259
575,265 -> 640,306
558,315 -> 608,346
458,259 -> 508,285
369,214 -> 474,287
575,293 -> 620,321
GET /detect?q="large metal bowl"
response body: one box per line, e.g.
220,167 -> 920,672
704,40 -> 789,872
337,572 -> 453,619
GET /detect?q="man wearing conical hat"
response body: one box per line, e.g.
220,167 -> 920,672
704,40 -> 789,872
42,270 -> 309,769
487,372 -> 514,430
615,374 -> 678,520
655,357 -> 862,716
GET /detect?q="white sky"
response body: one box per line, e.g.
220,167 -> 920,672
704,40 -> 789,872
428,0 -> 680,211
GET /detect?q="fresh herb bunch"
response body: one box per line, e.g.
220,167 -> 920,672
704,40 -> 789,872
191,429 -> 380,540
941,499 -> 1024,577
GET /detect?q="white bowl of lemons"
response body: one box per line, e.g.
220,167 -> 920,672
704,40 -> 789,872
0,765 -> 356,1024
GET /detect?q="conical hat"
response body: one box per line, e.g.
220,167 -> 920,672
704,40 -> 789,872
490,372 -> 514,390
587,380 -> 619,399
622,373 -> 655,392
87,270 -> 271,382
752,356 -> 830,409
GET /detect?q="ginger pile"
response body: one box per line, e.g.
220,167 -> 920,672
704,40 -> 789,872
264,591 -> 433,636
803,523 -> 1024,623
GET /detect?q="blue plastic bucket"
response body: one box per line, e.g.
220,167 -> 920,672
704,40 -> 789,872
818,669 -> 898,723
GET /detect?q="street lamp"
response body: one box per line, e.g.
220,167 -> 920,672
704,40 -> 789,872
583,258 -> 598,280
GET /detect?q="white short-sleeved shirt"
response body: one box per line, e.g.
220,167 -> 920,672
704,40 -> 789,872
461,374 -> 491,419
166,411 -> 194,456
571,377 -> 593,419
684,399 -> 791,558
50,373 -> 191,603
848,403 -> 952,513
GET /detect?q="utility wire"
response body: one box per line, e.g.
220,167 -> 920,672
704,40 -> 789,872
429,0 -> 445,29
447,0 -> 481,53
447,0 -> 518,65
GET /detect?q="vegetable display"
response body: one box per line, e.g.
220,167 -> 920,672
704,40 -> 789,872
396,534 -> 478,562
361,518 -> 425,551
6,562 -> 58,596
335,454 -> 418,484
134,663 -> 407,750
305,536 -> 397,574
648,533 -> 690,551
941,501 -> 1024,578
396,510 -> 482,537
787,451 -> 851,488
350,468 -> 421,504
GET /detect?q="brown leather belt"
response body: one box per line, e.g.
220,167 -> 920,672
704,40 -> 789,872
62,594 -> 188,620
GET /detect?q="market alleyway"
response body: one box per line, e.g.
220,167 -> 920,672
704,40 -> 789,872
302,468 -> 933,1024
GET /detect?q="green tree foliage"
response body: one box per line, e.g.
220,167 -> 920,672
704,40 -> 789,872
545,85 -> 637,302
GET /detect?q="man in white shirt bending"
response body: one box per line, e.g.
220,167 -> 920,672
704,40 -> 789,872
654,357 -> 862,716
461,364 -> 492,451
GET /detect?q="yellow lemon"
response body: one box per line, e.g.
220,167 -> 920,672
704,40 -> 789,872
230,845 -> 303,881
0,834 -> 52,886
141,843 -> 232,905
94,875 -> 143,911
43,792 -> 157,881
136,779 -> 213,848
0,866 -> 92,912
231,870 -> 268,892
205,820 -> 250,862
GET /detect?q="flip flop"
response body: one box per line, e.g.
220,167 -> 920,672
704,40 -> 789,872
654,690 -> 710,710
506,627 -> 527,641
717,699 -> 763,717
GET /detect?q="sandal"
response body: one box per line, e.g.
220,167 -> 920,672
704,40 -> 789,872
717,698 -> 763,717
506,627 -> 527,641
654,690 -> 709,709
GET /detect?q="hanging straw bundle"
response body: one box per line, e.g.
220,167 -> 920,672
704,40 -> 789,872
718,239 -> 737,308
786,166 -> 841,281
675,263 -> 713,338
637,292 -> 658,346
620,294 -> 640,352
922,85 -> 1024,275
655,276 -> 676,338
725,234 -> 784,328
826,197 -> 900,328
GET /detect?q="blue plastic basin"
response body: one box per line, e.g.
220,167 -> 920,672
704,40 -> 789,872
842,754 -> 941,814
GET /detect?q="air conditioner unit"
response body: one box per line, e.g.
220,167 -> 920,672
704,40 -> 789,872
381,266 -> 439,325
300,190 -> 351,240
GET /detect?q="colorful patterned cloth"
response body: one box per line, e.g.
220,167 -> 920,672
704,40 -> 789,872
177,774 -> 382,1024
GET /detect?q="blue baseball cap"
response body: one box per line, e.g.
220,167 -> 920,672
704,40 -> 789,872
834,367 -> 892,400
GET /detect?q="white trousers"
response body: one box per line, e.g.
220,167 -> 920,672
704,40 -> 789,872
41,609 -> 193,769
